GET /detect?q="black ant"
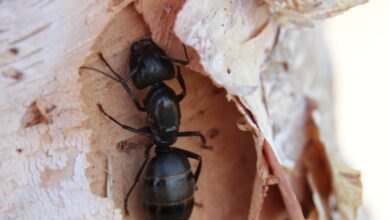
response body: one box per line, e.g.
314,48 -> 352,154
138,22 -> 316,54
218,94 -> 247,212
81,39 -> 209,219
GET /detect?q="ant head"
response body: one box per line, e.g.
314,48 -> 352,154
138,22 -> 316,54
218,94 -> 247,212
130,39 -> 158,56
129,39 -> 175,89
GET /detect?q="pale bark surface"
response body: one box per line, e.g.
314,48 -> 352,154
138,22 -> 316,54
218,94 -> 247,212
0,0 -> 365,220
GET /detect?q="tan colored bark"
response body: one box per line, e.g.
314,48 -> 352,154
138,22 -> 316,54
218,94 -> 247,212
0,0 -> 365,219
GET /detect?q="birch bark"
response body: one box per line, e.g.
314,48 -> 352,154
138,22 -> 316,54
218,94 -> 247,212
0,0 -> 365,219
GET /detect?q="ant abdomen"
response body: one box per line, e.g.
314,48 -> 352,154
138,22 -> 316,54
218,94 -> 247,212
144,150 -> 195,220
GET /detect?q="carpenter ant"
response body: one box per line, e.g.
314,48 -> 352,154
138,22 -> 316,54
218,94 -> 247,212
81,39 -> 208,219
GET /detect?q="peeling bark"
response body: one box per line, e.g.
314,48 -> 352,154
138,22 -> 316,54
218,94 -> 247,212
0,0 -> 365,219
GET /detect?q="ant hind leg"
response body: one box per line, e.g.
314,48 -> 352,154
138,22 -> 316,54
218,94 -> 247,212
124,143 -> 154,215
172,147 -> 202,182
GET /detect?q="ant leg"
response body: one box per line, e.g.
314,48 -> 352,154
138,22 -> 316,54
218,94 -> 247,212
161,43 -> 190,65
116,126 -> 151,151
178,131 -> 213,150
97,104 -> 150,137
178,131 -> 205,145
97,53 -> 146,112
97,53 -> 124,80
172,147 -> 202,182
80,66 -> 121,82
124,143 -> 154,215
122,68 -> 138,83
80,53 -> 145,111
182,43 -> 190,64
98,53 -> 137,83
176,66 -> 187,102
120,81 -> 146,112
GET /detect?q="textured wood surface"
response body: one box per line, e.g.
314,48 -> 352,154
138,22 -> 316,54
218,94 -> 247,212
0,0 -> 365,219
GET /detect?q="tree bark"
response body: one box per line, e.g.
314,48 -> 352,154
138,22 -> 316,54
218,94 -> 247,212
0,0 -> 366,219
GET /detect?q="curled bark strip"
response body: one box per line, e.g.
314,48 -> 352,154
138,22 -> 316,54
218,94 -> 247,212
263,141 -> 305,220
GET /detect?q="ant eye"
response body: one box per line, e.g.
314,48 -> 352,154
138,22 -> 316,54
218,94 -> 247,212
142,39 -> 152,46
132,42 -> 140,50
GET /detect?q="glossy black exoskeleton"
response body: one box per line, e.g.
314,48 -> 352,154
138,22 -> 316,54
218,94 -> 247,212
81,39 -> 208,220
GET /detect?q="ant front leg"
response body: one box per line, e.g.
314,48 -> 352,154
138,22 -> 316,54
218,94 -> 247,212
176,66 -> 187,102
178,131 -> 213,150
97,104 -> 150,138
162,43 -> 190,65
97,53 -> 146,112
124,142 -> 154,215
172,147 -> 202,182
80,53 -> 145,112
